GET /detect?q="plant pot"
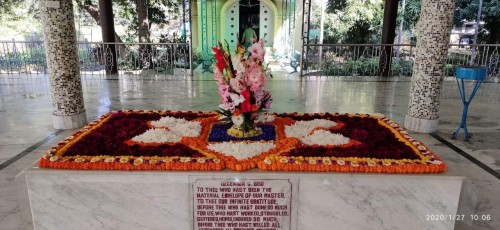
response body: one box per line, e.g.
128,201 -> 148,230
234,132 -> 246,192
227,114 -> 262,138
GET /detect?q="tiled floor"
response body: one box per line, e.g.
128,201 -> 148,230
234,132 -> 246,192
0,72 -> 499,229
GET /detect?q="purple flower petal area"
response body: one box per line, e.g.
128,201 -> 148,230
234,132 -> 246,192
278,113 -> 419,160
63,111 -> 212,157
207,124 -> 276,142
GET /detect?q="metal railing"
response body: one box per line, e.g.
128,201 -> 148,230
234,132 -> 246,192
301,43 -> 500,78
447,44 -> 500,78
1,40 -> 499,78
0,41 -> 47,74
0,41 -> 195,76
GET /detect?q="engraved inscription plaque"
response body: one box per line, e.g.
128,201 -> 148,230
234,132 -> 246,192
193,179 -> 292,230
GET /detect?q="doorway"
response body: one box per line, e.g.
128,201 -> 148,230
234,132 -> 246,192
239,0 -> 260,40
221,0 -> 275,48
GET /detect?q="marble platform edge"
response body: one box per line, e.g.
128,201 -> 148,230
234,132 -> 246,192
456,178 -> 478,226
19,174 -> 34,229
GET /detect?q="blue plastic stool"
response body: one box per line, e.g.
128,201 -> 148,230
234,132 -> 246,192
451,66 -> 487,141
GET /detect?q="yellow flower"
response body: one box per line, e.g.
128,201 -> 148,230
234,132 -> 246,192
264,158 -> 272,165
149,159 -> 158,164
308,159 -> 317,165
90,157 -> 101,163
336,160 -> 345,165
49,156 -> 59,162
74,157 -> 86,163
322,158 -> 332,165
367,160 -> 376,167
279,158 -> 289,164
104,157 -> 115,163
133,158 -> 144,166
119,157 -> 129,163
213,158 -> 221,164
382,160 -> 392,166
197,158 -> 206,163
179,157 -> 191,163
351,161 -> 359,167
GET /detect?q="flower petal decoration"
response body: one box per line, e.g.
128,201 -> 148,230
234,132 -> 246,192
132,128 -> 183,143
149,116 -> 201,137
131,116 -> 201,144
285,119 -> 337,139
207,141 -> 275,161
39,110 -> 446,173
301,130 -> 350,146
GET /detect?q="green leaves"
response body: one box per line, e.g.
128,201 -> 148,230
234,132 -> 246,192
319,0 -> 384,43
216,108 -> 233,123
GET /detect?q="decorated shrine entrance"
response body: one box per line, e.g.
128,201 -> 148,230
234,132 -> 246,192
221,0 -> 275,47
196,0 -> 299,65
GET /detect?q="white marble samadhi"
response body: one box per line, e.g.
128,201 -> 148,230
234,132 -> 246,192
26,168 -> 467,230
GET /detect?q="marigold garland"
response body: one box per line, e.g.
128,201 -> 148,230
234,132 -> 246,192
39,110 -> 446,173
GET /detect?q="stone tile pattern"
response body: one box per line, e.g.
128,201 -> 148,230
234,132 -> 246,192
407,0 -> 455,120
40,0 -> 85,116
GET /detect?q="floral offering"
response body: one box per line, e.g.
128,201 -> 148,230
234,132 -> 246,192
39,110 -> 447,173
212,38 -> 272,138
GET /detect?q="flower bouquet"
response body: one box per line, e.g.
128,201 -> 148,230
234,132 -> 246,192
213,38 -> 272,138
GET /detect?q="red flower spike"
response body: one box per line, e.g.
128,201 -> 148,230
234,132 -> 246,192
240,90 -> 252,113
212,47 -> 226,71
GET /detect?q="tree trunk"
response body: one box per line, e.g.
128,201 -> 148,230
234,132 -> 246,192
137,0 -> 150,43
77,0 -> 124,44
137,0 -> 151,69
379,0 -> 399,77
99,0 -> 118,74
486,19 -> 500,44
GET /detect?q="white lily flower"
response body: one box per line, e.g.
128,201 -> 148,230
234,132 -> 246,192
229,93 -> 245,106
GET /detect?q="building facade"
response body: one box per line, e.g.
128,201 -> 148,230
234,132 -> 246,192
191,0 -> 304,59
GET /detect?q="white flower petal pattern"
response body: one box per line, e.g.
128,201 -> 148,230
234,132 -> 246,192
301,130 -> 350,146
132,116 -> 201,144
285,119 -> 350,146
285,119 -> 337,139
150,116 -> 201,137
132,128 -> 182,143
208,141 -> 275,161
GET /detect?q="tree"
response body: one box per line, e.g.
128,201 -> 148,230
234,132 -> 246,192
0,0 -> 20,18
74,0 -> 182,43
99,0 -> 119,74
75,0 -> 125,43
400,0 -> 421,33
113,0 -> 181,42
322,0 -> 384,43
0,0 -> 41,40
137,0 -> 150,43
